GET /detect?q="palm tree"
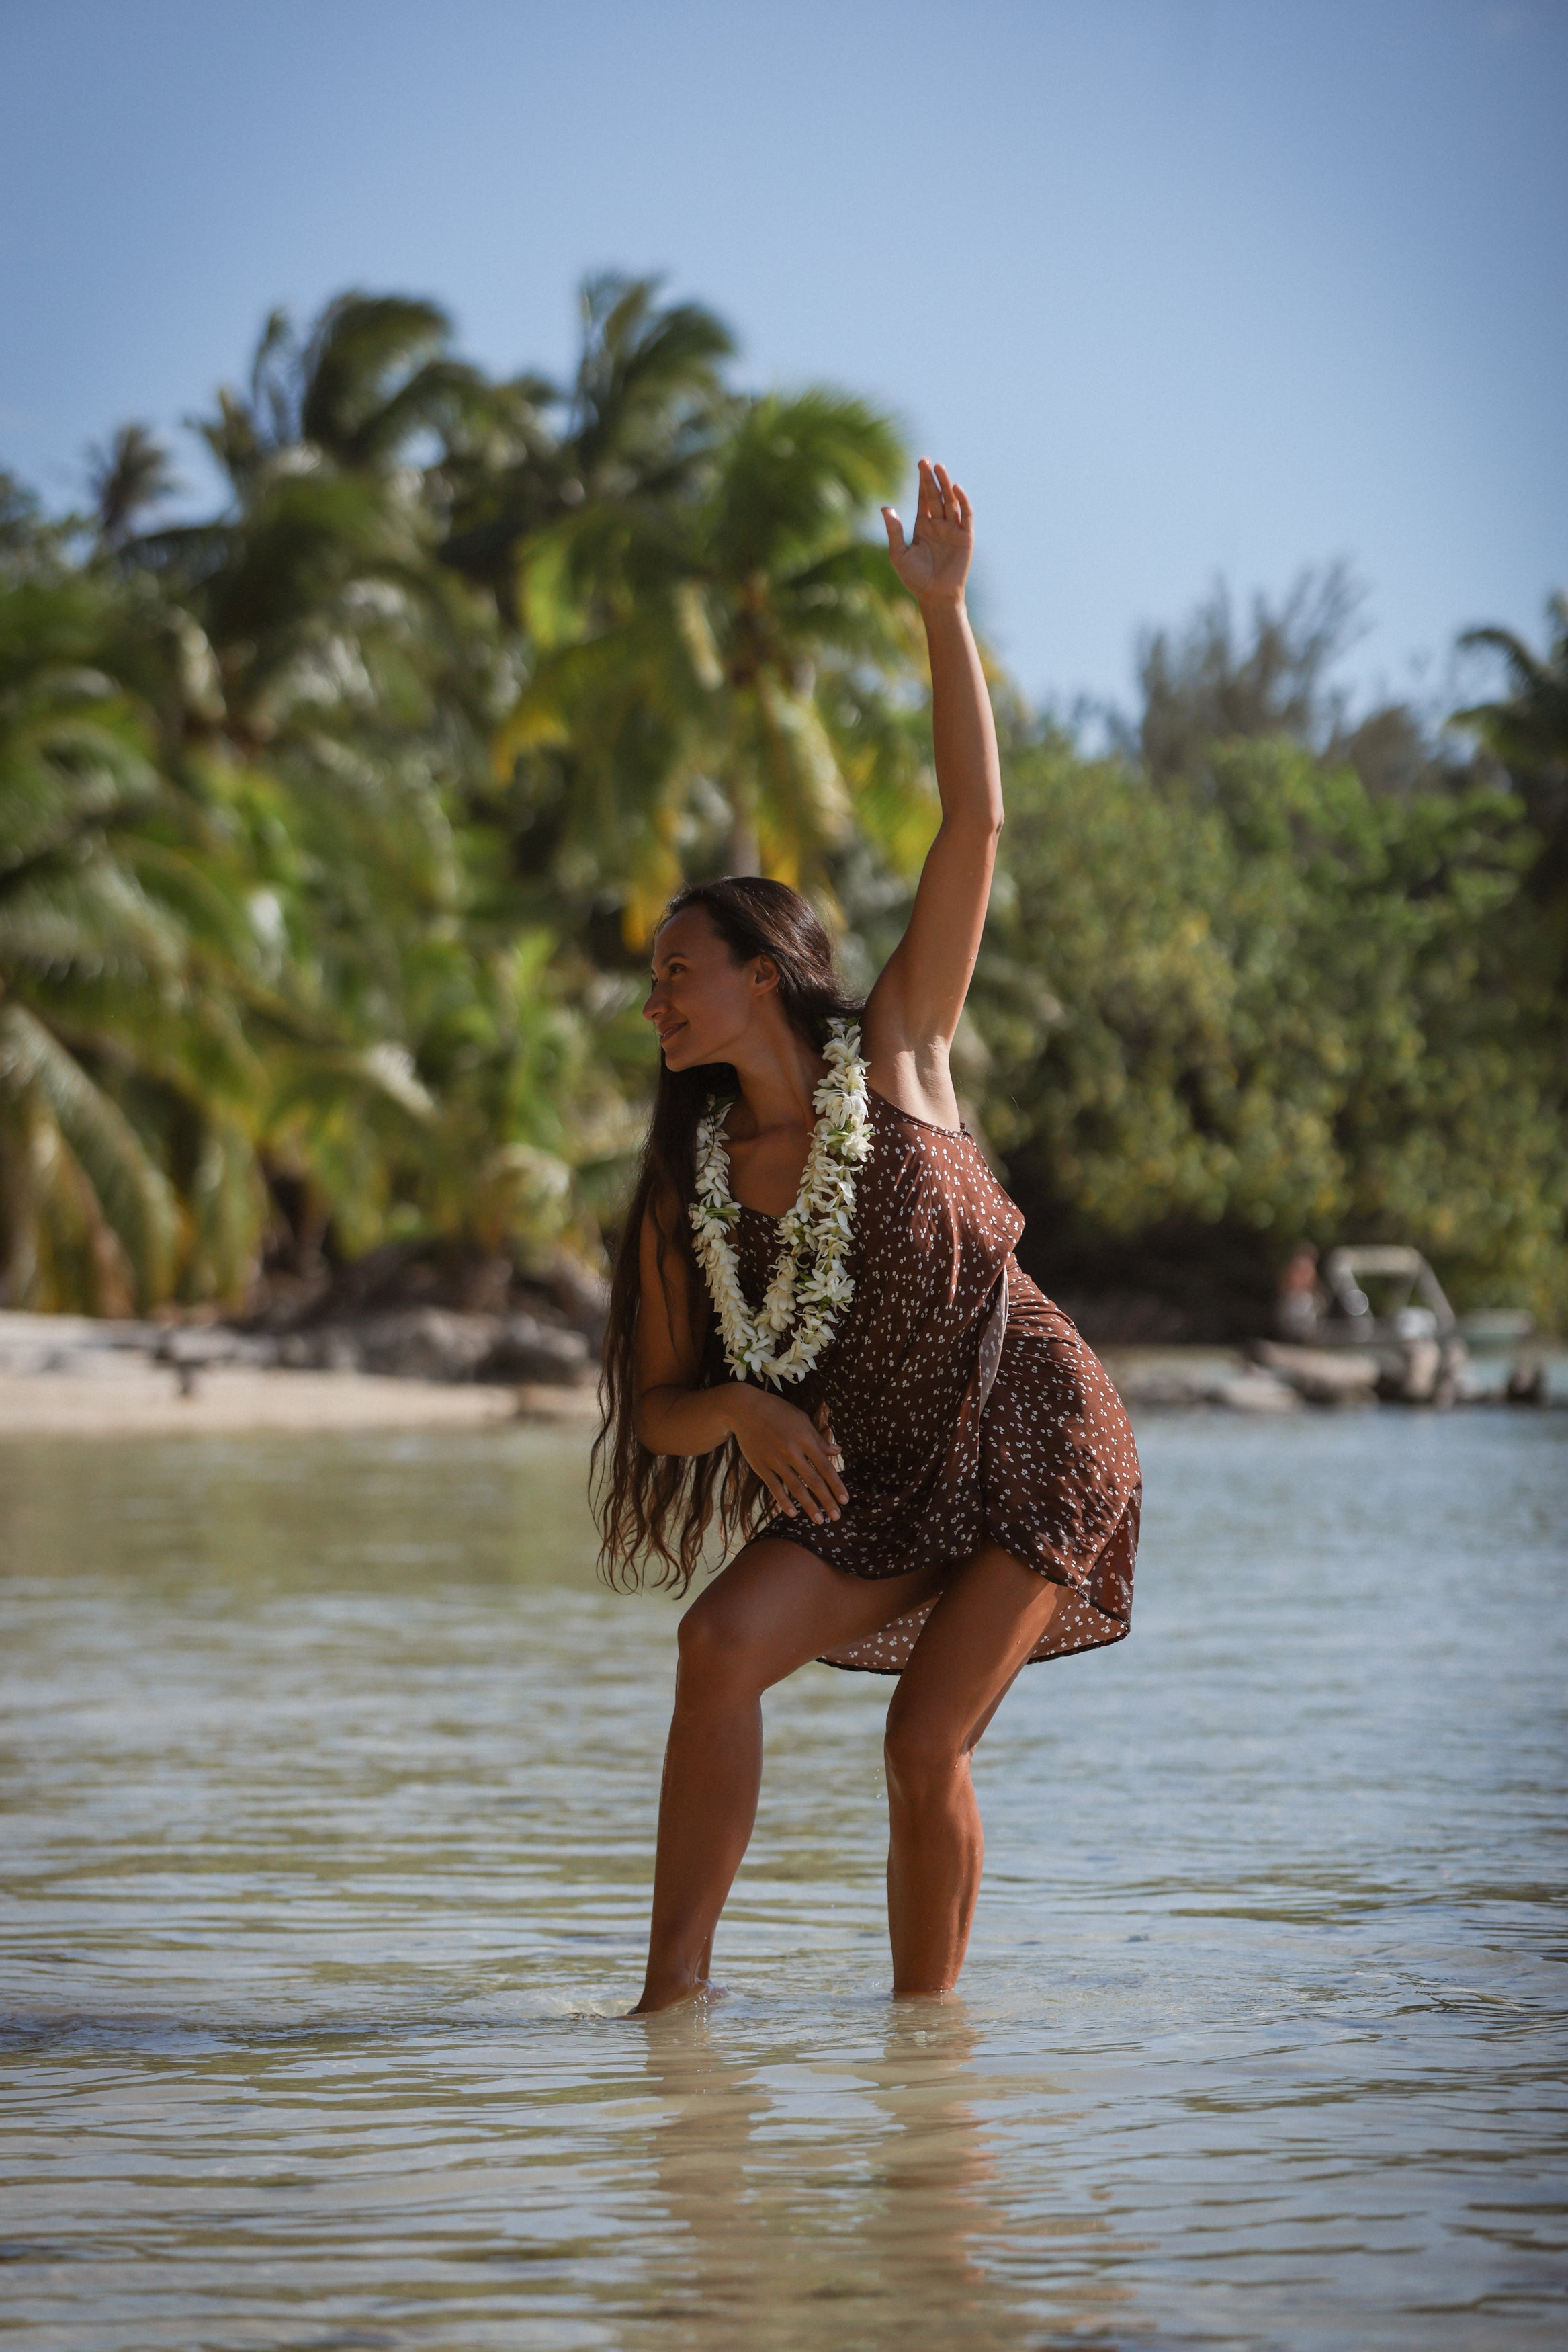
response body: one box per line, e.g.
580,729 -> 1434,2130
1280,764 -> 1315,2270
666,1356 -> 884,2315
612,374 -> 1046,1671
497,386 -> 926,938
193,294 -> 484,489
1454,593 -> 1568,973
89,423 -> 180,548
122,294 -> 621,1279
1455,594 -> 1568,805
6,301 -> 517,1299
439,272 -> 734,615
0,555 -> 265,1310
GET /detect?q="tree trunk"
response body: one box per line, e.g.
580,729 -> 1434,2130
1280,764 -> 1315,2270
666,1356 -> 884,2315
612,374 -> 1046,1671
726,780 -> 760,877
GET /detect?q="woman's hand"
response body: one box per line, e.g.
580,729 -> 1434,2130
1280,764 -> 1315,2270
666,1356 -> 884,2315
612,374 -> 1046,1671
726,1386 -> 848,1527
881,456 -> 973,607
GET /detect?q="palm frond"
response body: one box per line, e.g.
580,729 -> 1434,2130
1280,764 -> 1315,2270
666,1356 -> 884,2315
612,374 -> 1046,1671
0,1001 -> 182,1304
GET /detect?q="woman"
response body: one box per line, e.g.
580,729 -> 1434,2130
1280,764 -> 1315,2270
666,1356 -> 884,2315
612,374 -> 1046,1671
596,460 -> 1140,2013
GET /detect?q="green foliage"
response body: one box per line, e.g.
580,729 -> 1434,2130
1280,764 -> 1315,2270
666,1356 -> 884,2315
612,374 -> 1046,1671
980,732 -> 1567,1320
0,552 -> 253,1307
0,283 -> 638,1310
1455,595 -> 1568,796
497,384 -> 926,938
1453,594 -> 1568,982
1,288 -> 1563,1327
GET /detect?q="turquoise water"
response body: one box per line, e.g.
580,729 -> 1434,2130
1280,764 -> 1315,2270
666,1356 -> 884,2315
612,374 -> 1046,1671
1,1410 -> 1564,2349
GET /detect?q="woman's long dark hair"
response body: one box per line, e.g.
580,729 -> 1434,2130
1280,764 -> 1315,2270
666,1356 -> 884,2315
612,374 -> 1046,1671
593,877 -> 862,1595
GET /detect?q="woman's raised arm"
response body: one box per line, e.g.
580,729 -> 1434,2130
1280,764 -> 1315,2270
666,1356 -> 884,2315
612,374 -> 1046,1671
863,458 -> 1002,1123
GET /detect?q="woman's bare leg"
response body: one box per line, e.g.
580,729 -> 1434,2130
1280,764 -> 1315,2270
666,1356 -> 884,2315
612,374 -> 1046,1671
632,1539 -> 941,2014
883,1544 -> 1062,1997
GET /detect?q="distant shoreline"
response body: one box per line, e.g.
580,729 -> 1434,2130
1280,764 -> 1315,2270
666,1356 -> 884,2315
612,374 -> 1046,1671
0,1313 -> 1559,1441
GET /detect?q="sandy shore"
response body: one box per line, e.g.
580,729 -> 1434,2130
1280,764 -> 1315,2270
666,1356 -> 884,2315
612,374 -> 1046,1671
1,1312 -> 1553,1441
0,1365 -> 601,1440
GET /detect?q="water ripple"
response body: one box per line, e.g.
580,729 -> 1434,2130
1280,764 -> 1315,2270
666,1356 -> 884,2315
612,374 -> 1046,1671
1,1412 -> 1564,2349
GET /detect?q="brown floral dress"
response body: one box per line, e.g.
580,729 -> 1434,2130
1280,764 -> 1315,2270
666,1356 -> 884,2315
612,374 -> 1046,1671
728,1084 -> 1139,1675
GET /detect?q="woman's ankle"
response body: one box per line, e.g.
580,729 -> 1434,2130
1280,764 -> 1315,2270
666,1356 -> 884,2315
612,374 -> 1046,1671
628,1970 -> 711,2015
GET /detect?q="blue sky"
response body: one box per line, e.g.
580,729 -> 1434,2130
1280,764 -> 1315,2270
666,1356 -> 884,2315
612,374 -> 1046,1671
2,0 -> 1563,715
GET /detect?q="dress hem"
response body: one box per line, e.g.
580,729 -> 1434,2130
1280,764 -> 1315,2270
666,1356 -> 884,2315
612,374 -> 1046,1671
814,1617 -> 1130,1677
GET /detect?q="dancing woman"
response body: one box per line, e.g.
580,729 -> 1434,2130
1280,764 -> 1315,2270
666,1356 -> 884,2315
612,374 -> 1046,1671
595,460 -> 1140,2013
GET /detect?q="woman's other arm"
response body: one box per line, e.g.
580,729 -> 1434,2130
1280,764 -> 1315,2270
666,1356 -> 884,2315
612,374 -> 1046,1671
631,1197 -> 848,1524
633,1193 -> 739,1457
864,458 -> 1002,1126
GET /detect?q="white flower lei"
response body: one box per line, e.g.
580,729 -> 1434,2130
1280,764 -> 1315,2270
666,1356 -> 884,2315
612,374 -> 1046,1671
689,1017 -> 873,1388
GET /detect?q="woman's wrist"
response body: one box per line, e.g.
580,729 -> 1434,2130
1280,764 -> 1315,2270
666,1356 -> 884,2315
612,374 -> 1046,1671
715,1380 -> 754,1434
638,1378 -> 744,1456
919,589 -> 969,624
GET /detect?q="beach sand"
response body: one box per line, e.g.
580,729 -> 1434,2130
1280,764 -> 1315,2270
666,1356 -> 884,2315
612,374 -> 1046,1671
0,1365 -> 599,1441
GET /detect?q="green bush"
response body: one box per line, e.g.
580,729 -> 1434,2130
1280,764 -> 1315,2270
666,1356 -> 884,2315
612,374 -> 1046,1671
979,732 -> 1567,1326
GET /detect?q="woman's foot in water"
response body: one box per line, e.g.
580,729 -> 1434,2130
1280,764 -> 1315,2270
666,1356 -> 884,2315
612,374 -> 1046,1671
626,1976 -> 728,2017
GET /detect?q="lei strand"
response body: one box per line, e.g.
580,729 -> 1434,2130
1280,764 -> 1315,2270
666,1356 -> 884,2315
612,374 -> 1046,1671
689,1017 -> 873,1388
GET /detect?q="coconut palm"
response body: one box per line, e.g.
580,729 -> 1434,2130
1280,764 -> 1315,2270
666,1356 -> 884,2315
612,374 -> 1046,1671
439,273 -> 734,615
142,299 -> 507,1152
0,555 -> 266,1310
1455,595 -> 1568,812
497,387 -> 926,938
1454,593 -> 1568,976
89,424 -> 181,548
128,296 -> 621,1277
1,292 -> 524,1302
192,294 -> 484,491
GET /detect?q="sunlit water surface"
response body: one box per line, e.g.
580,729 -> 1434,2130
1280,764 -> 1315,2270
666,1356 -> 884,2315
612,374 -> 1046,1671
1,1410 -> 1564,2351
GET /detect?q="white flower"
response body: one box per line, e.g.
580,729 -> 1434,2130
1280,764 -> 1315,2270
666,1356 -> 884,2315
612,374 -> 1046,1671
687,1016 -> 872,1390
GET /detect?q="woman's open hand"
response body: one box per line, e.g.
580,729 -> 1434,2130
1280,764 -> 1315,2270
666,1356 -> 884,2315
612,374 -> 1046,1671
726,1385 -> 848,1527
882,456 -> 973,606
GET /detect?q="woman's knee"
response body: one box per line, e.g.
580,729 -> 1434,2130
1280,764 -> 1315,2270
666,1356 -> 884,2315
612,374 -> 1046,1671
883,1699 -> 967,1810
676,1589 -> 765,1693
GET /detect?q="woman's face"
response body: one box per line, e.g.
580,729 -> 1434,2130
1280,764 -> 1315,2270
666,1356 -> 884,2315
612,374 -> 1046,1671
643,907 -> 768,1070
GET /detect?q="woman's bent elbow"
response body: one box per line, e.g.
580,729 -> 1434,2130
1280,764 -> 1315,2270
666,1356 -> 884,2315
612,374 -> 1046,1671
634,1387 -> 714,1456
634,1398 -> 670,1453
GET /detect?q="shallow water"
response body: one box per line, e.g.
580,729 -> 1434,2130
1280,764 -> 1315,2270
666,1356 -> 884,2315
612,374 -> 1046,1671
1,1409 -> 1564,2350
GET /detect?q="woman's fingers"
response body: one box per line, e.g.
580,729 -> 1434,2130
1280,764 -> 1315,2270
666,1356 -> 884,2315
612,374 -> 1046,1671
781,1472 -> 824,1523
799,1445 -> 845,1519
915,458 -> 971,537
774,1445 -> 842,1524
918,456 -> 941,521
881,504 -> 906,556
746,1402 -> 848,1525
763,1467 -> 799,1517
782,1458 -> 831,1523
800,1466 -> 840,1521
755,1447 -> 815,1523
814,1436 -> 849,1507
810,1408 -> 850,1505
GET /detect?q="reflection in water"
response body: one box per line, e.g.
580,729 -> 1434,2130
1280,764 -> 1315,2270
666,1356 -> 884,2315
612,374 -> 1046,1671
1,1412 -> 1564,2349
627,2003 -> 1132,2349
636,2006 -> 1002,2346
